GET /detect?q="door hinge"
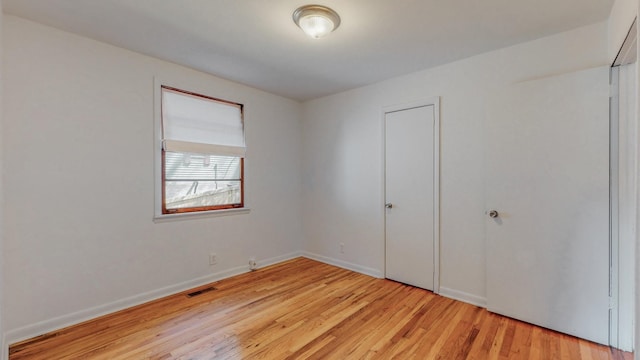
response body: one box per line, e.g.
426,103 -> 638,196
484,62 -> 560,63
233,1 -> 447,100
609,296 -> 616,310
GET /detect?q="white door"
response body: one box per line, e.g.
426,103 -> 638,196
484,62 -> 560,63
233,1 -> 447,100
485,67 -> 610,345
385,103 -> 438,291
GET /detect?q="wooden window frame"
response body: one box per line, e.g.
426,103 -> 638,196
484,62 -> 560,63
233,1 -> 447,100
160,86 -> 245,215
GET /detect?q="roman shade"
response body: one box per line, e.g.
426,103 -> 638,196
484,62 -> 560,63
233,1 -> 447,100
161,87 -> 245,157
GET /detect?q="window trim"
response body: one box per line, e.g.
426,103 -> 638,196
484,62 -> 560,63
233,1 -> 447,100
153,77 -> 249,220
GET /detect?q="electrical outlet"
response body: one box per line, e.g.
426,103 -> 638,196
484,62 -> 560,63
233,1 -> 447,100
340,242 -> 344,254
249,257 -> 257,270
209,253 -> 217,265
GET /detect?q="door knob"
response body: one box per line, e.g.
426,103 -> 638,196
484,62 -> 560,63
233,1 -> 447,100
488,210 -> 499,218
385,203 -> 393,209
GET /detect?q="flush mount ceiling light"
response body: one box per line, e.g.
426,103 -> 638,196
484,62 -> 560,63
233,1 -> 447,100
293,4 -> 341,39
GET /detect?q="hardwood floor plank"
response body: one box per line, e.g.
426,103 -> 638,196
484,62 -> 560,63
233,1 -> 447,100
9,258 -> 633,360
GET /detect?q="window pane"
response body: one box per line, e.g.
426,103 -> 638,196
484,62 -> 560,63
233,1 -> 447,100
164,151 -> 242,210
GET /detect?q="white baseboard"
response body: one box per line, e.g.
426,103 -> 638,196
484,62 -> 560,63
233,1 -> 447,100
301,253 -> 488,310
4,251 -> 302,349
256,251 -> 303,269
439,286 -> 487,308
301,251 -> 384,278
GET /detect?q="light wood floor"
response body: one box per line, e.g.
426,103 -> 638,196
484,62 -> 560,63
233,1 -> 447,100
10,257 -> 633,359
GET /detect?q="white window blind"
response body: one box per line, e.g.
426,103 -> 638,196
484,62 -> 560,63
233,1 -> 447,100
161,87 -> 245,157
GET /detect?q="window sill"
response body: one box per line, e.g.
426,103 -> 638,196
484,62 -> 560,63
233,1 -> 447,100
153,208 -> 251,223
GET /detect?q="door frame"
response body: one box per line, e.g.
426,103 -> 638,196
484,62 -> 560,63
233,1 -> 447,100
381,97 -> 441,293
609,18 -> 637,352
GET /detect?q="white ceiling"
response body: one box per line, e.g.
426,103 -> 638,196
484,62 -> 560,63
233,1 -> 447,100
3,0 -> 614,101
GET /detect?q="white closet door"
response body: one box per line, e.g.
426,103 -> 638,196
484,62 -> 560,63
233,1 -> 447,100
385,105 -> 436,291
485,67 -> 610,345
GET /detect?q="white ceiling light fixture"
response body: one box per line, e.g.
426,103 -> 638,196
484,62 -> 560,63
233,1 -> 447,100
293,4 -> 341,39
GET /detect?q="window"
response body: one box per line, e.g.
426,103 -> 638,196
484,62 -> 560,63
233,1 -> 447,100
160,86 -> 245,214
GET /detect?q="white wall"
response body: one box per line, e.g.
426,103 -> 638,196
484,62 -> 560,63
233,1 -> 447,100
2,15 -> 302,343
301,22 -> 609,305
609,0 -> 638,62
